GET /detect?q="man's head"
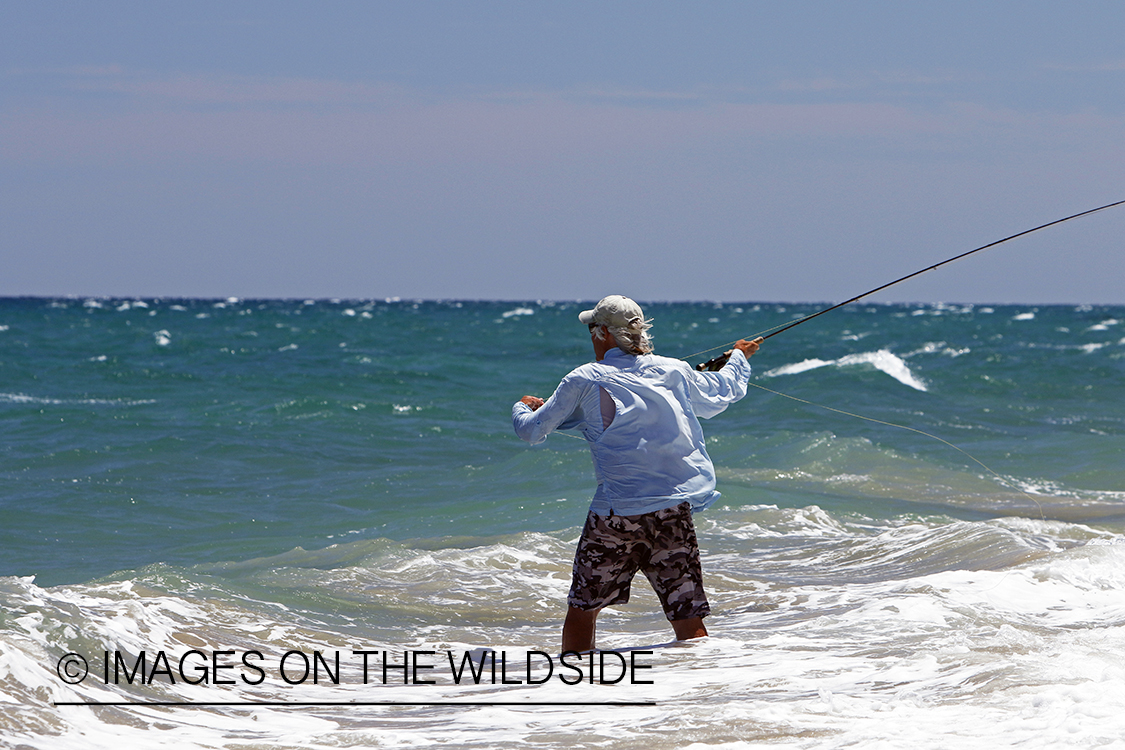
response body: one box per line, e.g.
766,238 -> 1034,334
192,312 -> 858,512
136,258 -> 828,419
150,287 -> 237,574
579,295 -> 653,355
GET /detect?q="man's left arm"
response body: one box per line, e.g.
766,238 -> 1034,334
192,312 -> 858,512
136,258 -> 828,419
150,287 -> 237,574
512,377 -> 584,445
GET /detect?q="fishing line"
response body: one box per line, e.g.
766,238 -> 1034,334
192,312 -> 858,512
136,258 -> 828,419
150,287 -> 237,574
671,201 -> 1124,518
744,380 -> 1047,520
687,199 -> 1125,366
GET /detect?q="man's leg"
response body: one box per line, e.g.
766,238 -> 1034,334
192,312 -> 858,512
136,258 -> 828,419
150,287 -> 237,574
670,616 -> 708,641
562,606 -> 600,652
565,509 -> 641,652
644,503 -> 712,640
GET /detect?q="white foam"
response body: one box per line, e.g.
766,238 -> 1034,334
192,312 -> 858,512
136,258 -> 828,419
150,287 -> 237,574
0,393 -> 155,406
763,357 -> 833,376
1013,312 -> 1036,321
4,518 -> 1125,749
502,307 -> 536,319
764,350 -> 928,391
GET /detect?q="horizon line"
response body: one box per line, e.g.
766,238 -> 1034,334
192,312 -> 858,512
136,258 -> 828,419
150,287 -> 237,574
1,295 -> 1121,308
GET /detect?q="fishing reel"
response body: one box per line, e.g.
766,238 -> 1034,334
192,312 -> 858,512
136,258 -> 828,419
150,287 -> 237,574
695,352 -> 731,371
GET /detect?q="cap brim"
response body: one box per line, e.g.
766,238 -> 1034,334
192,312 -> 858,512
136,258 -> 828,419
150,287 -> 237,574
578,309 -> 596,325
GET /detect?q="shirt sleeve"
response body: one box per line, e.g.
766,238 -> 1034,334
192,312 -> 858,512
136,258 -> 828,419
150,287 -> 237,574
512,374 -> 588,445
685,348 -> 752,419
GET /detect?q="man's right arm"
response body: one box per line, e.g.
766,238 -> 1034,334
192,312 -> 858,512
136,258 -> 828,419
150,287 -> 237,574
686,338 -> 762,418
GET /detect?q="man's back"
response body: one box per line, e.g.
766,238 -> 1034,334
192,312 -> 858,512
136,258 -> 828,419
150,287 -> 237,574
514,347 -> 752,516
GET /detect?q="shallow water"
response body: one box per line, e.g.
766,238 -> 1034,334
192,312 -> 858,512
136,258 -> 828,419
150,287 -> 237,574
2,298 -> 1123,748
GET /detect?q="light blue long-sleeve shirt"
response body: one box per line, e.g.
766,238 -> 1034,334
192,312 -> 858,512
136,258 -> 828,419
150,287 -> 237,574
512,347 -> 752,516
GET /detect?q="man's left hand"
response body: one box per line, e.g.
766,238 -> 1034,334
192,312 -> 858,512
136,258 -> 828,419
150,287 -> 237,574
521,395 -> 545,411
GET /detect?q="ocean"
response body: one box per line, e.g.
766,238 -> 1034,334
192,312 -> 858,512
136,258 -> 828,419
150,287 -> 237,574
2,297 -> 1123,748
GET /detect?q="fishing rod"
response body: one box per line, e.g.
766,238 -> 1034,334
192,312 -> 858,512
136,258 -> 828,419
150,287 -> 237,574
695,199 -> 1125,371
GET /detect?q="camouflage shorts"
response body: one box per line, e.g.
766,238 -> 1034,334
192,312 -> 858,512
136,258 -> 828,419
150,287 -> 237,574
568,502 -> 710,622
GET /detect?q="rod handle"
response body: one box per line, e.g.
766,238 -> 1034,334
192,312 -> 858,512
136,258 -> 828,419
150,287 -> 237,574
695,353 -> 731,371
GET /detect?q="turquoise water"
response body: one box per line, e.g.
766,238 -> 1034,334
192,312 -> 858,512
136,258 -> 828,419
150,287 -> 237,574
2,298 -> 1124,748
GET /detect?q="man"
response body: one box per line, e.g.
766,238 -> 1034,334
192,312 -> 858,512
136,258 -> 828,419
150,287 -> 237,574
512,295 -> 762,652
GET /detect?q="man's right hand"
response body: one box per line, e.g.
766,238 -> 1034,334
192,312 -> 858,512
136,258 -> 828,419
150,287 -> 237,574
733,337 -> 763,358
520,395 -> 545,411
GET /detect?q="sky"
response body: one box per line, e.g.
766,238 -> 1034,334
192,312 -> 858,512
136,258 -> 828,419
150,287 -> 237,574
2,1 -> 1123,304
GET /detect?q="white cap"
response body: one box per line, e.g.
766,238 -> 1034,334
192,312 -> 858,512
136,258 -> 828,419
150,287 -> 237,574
578,295 -> 645,329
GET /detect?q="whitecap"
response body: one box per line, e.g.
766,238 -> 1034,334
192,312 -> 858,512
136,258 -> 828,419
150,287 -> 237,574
839,351 -> 927,390
153,330 -> 171,347
764,358 -> 834,377
908,341 -> 969,358
0,392 -> 155,406
764,350 -> 928,391
1,392 -> 65,405
501,307 -> 536,319
1013,312 -> 1036,321
908,341 -> 945,355
1087,318 -> 1119,332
